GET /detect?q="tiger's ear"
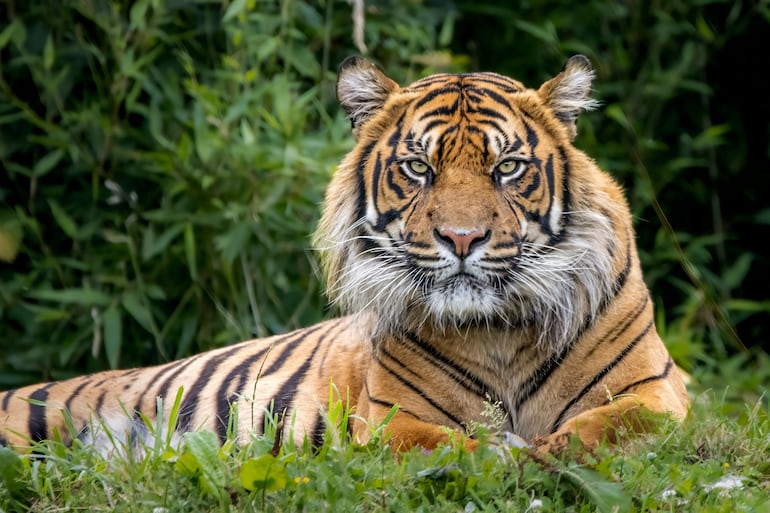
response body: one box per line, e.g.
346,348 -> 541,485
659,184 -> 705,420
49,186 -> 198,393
538,55 -> 599,140
336,56 -> 399,138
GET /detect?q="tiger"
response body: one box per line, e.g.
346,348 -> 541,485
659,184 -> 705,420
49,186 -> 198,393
0,55 -> 689,457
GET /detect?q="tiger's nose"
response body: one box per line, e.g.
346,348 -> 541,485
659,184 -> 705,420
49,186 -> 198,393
435,228 -> 489,258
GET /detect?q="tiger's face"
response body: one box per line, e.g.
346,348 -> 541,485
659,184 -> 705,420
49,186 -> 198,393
317,56 -> 619,346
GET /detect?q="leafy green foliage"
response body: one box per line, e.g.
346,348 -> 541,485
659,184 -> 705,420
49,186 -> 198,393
0,0 -> 454,386
0,447 -> 27,509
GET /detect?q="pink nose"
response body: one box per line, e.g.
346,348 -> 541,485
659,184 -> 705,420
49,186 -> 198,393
436,229 -> 487,258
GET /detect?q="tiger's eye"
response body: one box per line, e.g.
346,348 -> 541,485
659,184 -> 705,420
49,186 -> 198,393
408,160 -> 430,174
497,160 -> 522,175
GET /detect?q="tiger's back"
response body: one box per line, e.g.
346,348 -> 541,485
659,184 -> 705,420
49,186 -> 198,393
1,55 -> 688,456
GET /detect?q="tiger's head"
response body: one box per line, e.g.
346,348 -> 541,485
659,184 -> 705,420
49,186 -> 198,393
315,56 -> 630,348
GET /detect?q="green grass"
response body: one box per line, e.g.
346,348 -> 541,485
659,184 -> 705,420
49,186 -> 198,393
1,361 -> 769,513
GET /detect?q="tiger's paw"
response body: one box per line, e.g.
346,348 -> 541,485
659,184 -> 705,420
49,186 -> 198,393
532,432 -> 573,456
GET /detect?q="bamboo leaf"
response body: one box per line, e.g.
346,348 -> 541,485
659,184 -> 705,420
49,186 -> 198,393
184,223 -> 198,280
121,290 -> 154,334
28,287 -> 111,305
103,305 -> 122,369
142,224 -> 184,261
48,199 -> 77,238
214,222 -> 251,265
0,19 -> 24,50
0,212 -> 22,263
43,33 -> 55,70
34,149 -> 65,177
223,0 -> 247,22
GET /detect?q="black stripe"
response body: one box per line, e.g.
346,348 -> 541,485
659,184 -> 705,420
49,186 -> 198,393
385,164 -> 405,199
356,140 -> 377,221
366,389 -> 421,420
476,117 -> 508,137
421,118 -> 449,132
410,74 -> 453,88
28,383 -> 55,442
552,146 -> 571,245
467,105 -> 509,122
214,346 -> 273,442
540,153 -> 556,233
311,411 -> 326,447
524,118 -> 540,151
419,98 -> 460,119
583,295 -> 649,361
400,332 -> 490,397
521,165 -> 542,199
468,85 -> 514,111
130,360 -> 187,415
414,85 -> 460,109
128,412 -> 147,449
64,379 -> 91,412
436,125 -> 459,161
374,355 -> 465,428
550,320 -> 654,432
151,354 -> 207,413
467,75 -> 521,92
177,353 -> 233,431
94,390 -> 108,420
513,241 -> 635,411
613,358 -> 674,397
214,324 -> 329,442
0,435 -> 7,446
371,149 -> 384,212
267,331 -> 328,442
2,389 -> 15,410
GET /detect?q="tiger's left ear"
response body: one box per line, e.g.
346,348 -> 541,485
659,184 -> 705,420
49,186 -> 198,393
336,56 -> 399,139
538,55 -> 600,140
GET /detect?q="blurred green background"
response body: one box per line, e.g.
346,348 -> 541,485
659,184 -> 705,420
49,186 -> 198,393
0,0 -> 768,396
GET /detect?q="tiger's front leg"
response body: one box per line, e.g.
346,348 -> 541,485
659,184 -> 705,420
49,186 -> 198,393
351,357 -> 484,452
533,380 -> 689,455
352,397 -> 479,452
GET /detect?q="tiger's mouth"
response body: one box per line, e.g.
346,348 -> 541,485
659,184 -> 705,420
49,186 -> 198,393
439,272 -> 484,290
419,271 -> 506,322
424,259 -> 513,293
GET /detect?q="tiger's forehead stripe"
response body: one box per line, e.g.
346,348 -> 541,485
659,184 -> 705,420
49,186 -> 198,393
407,72 -> 523,93
397,81 -> 538,171
434,125 -> 491,169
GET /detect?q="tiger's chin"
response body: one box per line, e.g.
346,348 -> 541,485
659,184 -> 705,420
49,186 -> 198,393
361,275 -> 508,338
423,276 -> 505,327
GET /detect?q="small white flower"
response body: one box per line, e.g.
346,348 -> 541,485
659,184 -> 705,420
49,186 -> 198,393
660,488 -> 677,499
526,498 -> 543,511
704,474 -> 745,493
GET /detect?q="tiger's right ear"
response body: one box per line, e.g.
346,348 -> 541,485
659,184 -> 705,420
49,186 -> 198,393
336,56 -> 399,138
